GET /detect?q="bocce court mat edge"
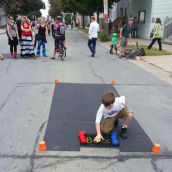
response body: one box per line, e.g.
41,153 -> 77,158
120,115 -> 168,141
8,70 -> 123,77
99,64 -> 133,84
44,83 -> 153,152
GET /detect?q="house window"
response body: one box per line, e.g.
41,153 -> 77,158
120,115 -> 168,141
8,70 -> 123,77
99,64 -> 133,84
120,8 -> 123,17
125,8 -> 127,17
138,10 -> 146,24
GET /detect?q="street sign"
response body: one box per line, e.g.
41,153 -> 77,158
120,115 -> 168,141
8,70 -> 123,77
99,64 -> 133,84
103,0 -> 108,18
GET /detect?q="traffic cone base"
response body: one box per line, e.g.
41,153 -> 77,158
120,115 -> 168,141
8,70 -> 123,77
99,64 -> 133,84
55,80 -> 60,84
152,144 -> 160,154
39,141 -> 47,152
111,80 -> 116,85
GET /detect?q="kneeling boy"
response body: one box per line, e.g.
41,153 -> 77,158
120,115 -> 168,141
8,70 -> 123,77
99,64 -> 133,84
94,91 -> 133,142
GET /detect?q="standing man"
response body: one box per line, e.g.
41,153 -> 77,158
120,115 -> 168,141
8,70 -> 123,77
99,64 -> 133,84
119,18 -> 133,58
16,15 -> 22,43
88,16 -> 100,57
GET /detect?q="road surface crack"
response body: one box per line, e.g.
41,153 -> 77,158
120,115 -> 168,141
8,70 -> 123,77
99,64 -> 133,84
89,61 -> 105,83
151,158 -> 164,172
25,121 -> 47,172
6,60 -> 16,74
0,85 -> 18,112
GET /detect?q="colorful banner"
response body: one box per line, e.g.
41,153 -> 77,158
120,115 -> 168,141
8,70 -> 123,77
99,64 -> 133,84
104,0 -> 108,18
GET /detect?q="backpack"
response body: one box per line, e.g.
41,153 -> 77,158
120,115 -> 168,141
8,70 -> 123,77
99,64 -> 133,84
59,25 -> 65,35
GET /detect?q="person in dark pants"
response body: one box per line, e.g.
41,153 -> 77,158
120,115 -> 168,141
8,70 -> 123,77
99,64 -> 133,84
88,16 -> 100,57
131,16 -> 138,38
16,15 -> 22,43
119,18 -> 133,58
147,18 -> 162,51
36,18 -> 48,57
109,20 -> 113,35
6,16 -> 19,58
51,19 -> 55,37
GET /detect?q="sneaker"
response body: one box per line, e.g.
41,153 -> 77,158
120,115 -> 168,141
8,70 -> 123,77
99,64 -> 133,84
51,57 -> 55,60
91,54 -> 95,57
120,127 -> 128,139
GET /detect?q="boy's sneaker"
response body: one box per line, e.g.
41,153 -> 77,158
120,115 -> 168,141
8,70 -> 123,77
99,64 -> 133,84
120,127 -> 128,139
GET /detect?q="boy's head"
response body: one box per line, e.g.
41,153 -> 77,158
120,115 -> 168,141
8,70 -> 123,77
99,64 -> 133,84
101,91 -> 115,108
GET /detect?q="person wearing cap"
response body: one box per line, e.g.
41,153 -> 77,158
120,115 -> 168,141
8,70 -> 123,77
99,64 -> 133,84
119,18 -> 133,58
88,16 -> 100,57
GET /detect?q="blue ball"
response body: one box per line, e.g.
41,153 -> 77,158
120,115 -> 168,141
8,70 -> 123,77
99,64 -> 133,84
111,131 -> 119,146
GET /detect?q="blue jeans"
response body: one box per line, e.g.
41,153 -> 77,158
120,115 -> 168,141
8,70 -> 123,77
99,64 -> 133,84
88,38 -> 97,55
37,39 -> 46,56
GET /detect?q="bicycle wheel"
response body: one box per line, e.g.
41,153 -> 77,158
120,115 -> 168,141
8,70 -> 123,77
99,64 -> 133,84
64,48 -> 66,57
60,49 -> 64,61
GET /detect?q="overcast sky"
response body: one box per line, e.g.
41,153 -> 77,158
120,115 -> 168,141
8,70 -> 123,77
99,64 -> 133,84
40,0 -> 49,17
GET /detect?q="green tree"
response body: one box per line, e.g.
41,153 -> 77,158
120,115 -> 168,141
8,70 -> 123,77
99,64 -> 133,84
59,0 -> 120,28
48,0 -> 61,17
0,0 -> 45,16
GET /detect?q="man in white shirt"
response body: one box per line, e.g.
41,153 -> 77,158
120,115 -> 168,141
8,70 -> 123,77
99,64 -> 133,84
88,16 -> 100,57
94,91 -> 133,142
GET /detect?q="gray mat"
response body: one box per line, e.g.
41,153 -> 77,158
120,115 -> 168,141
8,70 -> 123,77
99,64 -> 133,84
44,83 -> 153,152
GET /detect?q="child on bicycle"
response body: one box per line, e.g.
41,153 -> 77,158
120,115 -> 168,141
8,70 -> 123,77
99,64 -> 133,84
51,18 -> 66,59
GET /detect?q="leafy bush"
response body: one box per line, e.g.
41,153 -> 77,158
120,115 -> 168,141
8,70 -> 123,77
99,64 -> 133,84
98,31 -> 110,42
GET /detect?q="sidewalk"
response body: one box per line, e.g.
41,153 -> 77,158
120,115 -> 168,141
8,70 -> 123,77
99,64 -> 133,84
129,38 -> 172,75
100,37 -> 172,85
130,38 -> 172,53
0,28 -> 5,35
78,28 -> 172,78
101,38 -> 172,72
101,38 -> 172,53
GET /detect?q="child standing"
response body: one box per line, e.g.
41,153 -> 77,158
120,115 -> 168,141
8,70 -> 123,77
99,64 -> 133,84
110,32 -> 118,54
94,91 -> 133,142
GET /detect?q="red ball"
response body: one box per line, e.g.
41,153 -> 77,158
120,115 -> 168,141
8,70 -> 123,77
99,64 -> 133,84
78,131 -> 86,137
79,135 -> 85,140
81,138 -> 87,144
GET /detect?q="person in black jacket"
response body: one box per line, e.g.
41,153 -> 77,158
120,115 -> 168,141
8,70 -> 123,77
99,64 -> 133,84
16,15 -> 22,42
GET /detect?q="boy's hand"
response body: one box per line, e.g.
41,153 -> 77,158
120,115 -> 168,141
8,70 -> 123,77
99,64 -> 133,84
94,134 -> 104,143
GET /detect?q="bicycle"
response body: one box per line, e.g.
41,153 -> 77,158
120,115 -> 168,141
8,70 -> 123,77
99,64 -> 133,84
58,40 -> 66,61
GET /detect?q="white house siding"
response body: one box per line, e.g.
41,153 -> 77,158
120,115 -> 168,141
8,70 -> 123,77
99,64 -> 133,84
151,0 -> 172,25
151,0 -> 172,41
109,4 -> 117,21
109,0 -> 129,22
117,0 -> 129,18
128,0 -> 152,38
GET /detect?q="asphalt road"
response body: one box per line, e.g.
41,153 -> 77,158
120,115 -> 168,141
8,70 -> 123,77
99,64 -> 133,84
0,28 -> 172,172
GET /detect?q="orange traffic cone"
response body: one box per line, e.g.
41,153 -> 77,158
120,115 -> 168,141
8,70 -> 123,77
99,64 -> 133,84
152,144 -> 160,154
38,141 -> 47,152
111,80 -> 116,85
55,80 -> 60,85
